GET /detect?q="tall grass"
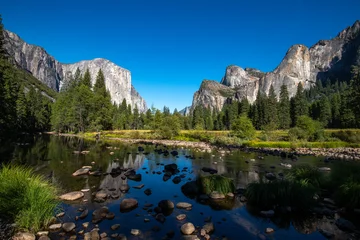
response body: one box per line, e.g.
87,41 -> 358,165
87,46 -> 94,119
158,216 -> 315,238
336,179 -> 360,209
0,165 -> 60,232
198,175 -> 235,195
245,180 -> 317,210
286,165 -> 324,188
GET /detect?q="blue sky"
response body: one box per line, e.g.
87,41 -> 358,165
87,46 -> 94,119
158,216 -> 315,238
1,0 -> 360,111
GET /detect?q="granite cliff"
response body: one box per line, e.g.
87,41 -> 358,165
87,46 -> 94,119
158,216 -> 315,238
192,20 -> 360,111
3,30 -> 147,112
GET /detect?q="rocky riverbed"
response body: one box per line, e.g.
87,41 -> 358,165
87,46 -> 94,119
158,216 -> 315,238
8,135 -> 360,239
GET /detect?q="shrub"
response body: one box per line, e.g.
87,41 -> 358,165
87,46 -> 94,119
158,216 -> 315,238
286,165 -> 324,189
198,175 -> 235,195
156,115 -> 180,139
335,179 -> 360,209
331,130 -> 360,143
245,180 -> 317,210
231,116 -> 256,140
288,116 -> 324,141
0,165 -> 59,232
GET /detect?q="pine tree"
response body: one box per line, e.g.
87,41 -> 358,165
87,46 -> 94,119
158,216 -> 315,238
81,68 -> 92,88
0,14 -> 7,58
318,96 -> 331,127
278,85 -> 291,129
16,84 -> 28,131
349,66 -> 360,127
291,83 -> 308,126
266,85 -> 279,128
73,68 -> 82,86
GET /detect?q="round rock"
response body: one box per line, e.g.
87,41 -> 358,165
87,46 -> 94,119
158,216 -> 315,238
62,222 -> 76,232
158,200 -> 174,210
120,198 -> 138,212
181,222 -> 195,235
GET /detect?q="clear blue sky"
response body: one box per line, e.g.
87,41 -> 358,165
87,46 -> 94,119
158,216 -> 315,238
1,0 -> 359,111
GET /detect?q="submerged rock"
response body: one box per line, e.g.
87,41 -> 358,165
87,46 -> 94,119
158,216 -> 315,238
202,222 -> 214,234
62,222 -> 76,232
158,200 -> 175,210
120,198 -> 138,212
181,181 -> 199,197
335,218 -> 356,232
59,191 -> 84,201
176,214 -> 187,221
260,210 -> 275,217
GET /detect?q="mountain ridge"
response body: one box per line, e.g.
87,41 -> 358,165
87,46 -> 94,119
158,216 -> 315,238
3,30 -> 147,112
191,20 -> 360,111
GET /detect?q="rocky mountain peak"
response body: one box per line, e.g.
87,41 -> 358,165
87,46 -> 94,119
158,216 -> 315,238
191,20 -> 360,111
3,30 -> 147,112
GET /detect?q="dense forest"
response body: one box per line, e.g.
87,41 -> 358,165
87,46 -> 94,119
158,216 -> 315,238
1,14 -> 360,144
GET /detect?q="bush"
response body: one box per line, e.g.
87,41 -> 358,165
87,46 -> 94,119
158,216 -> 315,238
156,115 -> 180,139
245,180 -> 317,210
0,165 -> 59,232
331,130 -> 360,143
336,179 -> 360,209
231,116 -> 256,140
198,175 -> 235,195
288,116 -> 324,141
286,165 -> 324,189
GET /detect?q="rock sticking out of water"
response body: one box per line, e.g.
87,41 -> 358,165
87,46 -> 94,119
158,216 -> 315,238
176,202 -> 192,210
62,222 -> 75,232
72,168 -> 90,176
177,214 -> 187,221
209,191 -> 225,199
60,191 -> 84,201
181,223 -> 195,235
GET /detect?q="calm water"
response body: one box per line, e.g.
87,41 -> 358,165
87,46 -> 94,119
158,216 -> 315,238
4,135 -> 352,239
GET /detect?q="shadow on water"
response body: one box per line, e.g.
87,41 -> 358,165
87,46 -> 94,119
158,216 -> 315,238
4,135 -> 358,239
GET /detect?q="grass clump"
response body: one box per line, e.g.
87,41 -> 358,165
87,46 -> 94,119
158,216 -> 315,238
0,165 -> 59,232
245,179 -> 317,210
286,165 -> 324,188
198,175 -> 235,195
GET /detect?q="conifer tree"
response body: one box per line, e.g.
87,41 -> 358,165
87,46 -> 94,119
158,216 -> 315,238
266,85 -> 279,128
291,83 -> 308,126
278,85 -> 291,129
82,68 -> 92,88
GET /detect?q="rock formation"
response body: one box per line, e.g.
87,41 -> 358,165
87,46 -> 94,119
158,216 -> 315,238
3,30 -> 147,112
191,20 -> 360,111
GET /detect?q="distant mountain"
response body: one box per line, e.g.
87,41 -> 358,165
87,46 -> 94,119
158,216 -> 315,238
3,30 -> 147,112
192,20 -> 360,111
179,106 -> 191,116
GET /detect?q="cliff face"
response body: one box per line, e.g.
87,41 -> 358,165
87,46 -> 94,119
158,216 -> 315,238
192,20 -> 360,111
3,30 -> 147,112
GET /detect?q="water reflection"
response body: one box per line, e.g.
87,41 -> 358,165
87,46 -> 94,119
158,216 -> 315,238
5,135 -> 349,239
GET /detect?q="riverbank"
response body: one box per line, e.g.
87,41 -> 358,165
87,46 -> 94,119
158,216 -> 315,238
45,131 -> 360,160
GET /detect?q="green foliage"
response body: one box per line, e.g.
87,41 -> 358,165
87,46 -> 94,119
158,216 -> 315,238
245,180 -> 317,210
231,116 -> 256,140
279,84 -> 291,129
288,115 -> 324,141
156,115 -> 181,139
286,165 -> 323,188
331,130 -> 360,143
336,179 -> 360,209
0,165 -> 59,232
198,175 -> 235,195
